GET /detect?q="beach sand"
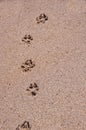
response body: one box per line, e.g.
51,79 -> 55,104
0,0 -> 86,130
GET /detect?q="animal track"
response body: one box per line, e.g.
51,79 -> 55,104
16,121 -> 31,130
36,13 -> 48,24
26,83 -> 39,96
22,34 -> 33,45
21,59 -> 35,72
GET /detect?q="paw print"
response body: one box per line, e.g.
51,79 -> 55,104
26,83 -> 39,96
21,59 -> 35,72
36,13 -> 48,24
22,34 -> 33,45
16,121 -> 31,130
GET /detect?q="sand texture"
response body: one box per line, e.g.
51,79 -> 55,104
0,0 -> 86,130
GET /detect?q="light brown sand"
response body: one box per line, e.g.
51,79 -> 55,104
0,0 -> 86,130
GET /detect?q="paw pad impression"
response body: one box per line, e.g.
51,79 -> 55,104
16,121 -> 31,130
21,59 -> 35,72
26,83 -> 39,96
36,13 -> 48,24
22,34 -> 33,45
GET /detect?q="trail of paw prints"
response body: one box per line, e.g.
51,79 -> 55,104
21,59 -> 35,72
16,121 -> 31,130
22,34 -> 33,46
36,13 -> 48,24
26,83 -> 39,96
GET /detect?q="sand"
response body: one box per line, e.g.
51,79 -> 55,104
0,0 -> 86,130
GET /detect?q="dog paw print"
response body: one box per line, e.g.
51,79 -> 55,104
21,59 -> 35,72
16,121 -> 31,130
36,13 -> 48,24
22,34 -> 33,45
26,83 -> 39,96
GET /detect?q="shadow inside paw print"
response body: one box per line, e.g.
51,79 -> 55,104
21,59 -> 35,72
36,13 -> 48,24
26,83 -> 39,96
22,34 -> 33,45
16,121 -> 31,130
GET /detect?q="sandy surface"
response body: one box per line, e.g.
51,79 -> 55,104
0,0 -> 86,130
